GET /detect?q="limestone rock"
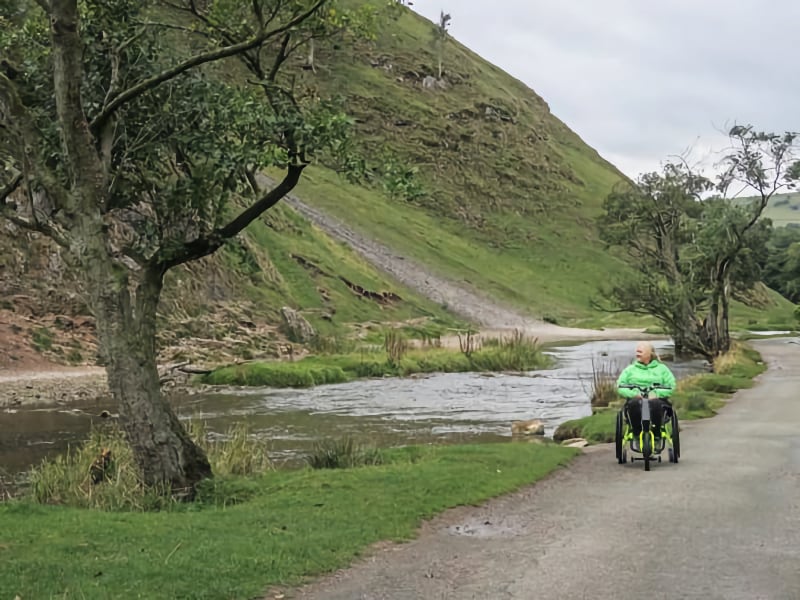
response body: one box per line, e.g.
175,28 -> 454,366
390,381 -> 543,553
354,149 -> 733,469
280,306 -> 316,343
511,419 -> 545,436
561,438 -> 589,448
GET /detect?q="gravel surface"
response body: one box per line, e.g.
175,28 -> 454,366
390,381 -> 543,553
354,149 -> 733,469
277,339 -> 800,600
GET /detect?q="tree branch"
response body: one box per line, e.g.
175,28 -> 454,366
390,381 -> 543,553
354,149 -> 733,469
90,0 -> 328,134
267,33 -> 292,82
0,199 -> 71,249
155,163 -> 305,271
0,173 -> 21,204
0,73 -> 70,212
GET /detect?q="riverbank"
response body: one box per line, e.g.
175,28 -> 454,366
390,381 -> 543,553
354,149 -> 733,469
0,442 -> 577,599
0,368 -> 108,408
0,340 -> 773,599
0,325 -> 656,408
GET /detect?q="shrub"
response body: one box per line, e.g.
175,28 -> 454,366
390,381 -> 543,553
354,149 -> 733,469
305,437 -> 384,470
26,420 -> 273,510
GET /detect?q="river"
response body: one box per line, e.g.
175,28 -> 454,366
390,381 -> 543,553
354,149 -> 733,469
0,339 -> 704,483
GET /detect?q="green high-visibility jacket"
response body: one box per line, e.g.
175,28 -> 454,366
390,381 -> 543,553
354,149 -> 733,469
616,359 -> 676,398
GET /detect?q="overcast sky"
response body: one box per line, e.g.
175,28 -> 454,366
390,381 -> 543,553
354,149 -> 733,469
411,0 -> 798,180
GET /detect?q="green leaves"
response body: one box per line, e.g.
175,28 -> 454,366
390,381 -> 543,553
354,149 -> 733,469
764,226 -> 800,303
718,125 -> 799,200
3,0 -> 371,267
597,125 -> 798,356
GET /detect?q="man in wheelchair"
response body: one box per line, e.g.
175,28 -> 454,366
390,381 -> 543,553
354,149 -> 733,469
617,342 -> 677,443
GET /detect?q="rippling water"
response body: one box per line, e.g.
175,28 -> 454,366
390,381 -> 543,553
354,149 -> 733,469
0,339 -> 705,477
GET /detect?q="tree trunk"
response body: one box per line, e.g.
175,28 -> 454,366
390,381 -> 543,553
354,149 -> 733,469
306,38 -> 316,73
47,0 -> 210,495
719,276 -> 732,354
90,262 -> 211,494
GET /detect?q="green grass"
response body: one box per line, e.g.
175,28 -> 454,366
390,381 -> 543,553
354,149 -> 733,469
278,2 -> 636,326
553,343 -> 767,443
281,3 -> 797,330
26,421 -> 274,511
7,1 -> 793,347
759,192 -> 800,226
0,443 -> 577,599
202,331 -> 549,387
158,199 -> 466,353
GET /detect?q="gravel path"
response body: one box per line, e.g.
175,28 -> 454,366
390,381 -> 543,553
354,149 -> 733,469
271,178 -> 649,342
281,339 -> 800,600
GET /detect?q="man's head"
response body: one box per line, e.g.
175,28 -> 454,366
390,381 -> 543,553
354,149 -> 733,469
635,342 -> 657,365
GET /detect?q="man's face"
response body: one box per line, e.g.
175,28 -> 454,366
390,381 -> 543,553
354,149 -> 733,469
636,344 -> 650,364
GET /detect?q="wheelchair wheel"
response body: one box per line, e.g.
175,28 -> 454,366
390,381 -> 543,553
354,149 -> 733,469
615,411 -> 624,464
671,412 -> 680,461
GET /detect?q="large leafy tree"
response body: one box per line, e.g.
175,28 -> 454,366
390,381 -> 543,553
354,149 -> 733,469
597,126 -> 798,359
0,0 -> 372,494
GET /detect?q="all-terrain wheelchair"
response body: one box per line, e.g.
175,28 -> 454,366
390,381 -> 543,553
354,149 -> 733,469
615,383 -> 680,471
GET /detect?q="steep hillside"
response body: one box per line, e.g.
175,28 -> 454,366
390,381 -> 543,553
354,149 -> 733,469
1,2 -> 793,370
0,203 -> 463,368
295,5 -> 631,324
293,4 -> 793,328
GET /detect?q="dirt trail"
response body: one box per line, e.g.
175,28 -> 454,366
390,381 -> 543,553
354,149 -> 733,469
271,178 -> 648,343
276,338 -> 800,600
0,367 -> 108,408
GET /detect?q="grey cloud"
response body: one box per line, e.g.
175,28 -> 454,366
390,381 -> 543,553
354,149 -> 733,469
412,1 -> 799,178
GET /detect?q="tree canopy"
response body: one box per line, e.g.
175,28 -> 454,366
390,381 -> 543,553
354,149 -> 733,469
0,0 -> 377,492
596,126 -> 798,359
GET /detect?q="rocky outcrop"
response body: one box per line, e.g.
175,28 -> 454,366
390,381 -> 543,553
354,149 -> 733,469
511,419 -> 545,436
280,307 -> 316,343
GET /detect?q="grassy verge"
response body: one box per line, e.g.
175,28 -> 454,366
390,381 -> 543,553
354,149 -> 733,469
202,331 -> 549,388
0,443 -> 576,599
553,343 -> 766,443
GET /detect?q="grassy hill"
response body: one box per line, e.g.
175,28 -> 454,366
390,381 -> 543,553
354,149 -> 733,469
286,3 -> 794,330
1,1 -> 794,368
762,193 -> 800,226
289,3 -> 633,327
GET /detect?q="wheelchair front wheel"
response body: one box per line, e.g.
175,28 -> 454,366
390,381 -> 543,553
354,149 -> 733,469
615,410 -> 624,464
671,412 -> 680,462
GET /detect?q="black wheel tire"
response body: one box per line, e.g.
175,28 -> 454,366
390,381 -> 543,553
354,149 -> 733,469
615,411 -> 624,464
643,434 -> 651,471
668,448 -> 676,463
671,412 -> 681,460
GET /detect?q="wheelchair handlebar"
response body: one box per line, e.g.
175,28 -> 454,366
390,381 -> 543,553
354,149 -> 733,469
618,383 -> 672,393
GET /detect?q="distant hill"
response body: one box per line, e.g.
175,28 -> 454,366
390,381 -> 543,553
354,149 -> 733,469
762,193 -> 800,226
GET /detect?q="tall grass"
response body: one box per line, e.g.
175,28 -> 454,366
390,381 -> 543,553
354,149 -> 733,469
25,420 -> 273,511
186,420 -> 272,477
202,331 -> 550,388
383,328 -> 409,366
584,355 -> 622,408
27,424 -> 171,511
469,330 -> 546,371
305,437 -> 384,470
